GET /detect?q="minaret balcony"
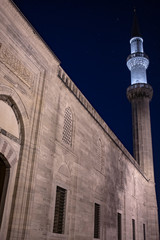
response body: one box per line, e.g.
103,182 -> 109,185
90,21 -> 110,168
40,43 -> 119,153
127,53 -> 149,71
127,83 -> 153,101
127,52 -> 149,61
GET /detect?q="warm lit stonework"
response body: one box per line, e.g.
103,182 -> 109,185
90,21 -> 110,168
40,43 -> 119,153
0,1 -> 159,240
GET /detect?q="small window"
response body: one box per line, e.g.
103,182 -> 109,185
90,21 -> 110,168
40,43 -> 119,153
117,213 -> 122,240
94,203 -> 100,238
143,224 -> 146,240
53,186 -> 67,234
132,219 -> 136,240
62,107 -> 73,146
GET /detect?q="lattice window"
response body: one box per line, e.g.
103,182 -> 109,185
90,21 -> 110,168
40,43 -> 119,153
97,138 -> 101,160
62,107 -> 72,146
53,186 -> 67,234
94,203 -> 100,239
97,138 -> 104,172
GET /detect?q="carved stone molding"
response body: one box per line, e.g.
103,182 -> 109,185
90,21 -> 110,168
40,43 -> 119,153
0,128 -> 20,144
0,136 -> 17,167
0,43 -> 34,89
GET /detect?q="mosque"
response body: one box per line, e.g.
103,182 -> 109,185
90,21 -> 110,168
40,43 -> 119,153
0,0 -> 159,239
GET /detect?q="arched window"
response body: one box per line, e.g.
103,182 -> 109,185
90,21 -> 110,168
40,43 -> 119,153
0,154 -> 10,227
62,107 -> 73,146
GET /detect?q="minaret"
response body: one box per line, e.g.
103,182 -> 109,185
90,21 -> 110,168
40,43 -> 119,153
126,11 -> 154,180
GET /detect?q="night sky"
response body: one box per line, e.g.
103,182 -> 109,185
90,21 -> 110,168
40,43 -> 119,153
12,0 -> 160,223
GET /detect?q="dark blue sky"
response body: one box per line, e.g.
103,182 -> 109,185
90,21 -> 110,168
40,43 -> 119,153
12,0 -> 160,222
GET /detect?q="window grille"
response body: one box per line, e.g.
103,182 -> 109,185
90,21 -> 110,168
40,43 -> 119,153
132,219 -> 136,240
94,203 -> 100,238
53,186 -> 67,234
62,107 -> 72,146
117,213 -> 122,240
143,224 -> 146,240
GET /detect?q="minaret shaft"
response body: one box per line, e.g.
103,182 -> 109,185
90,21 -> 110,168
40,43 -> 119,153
127,84 -> 154,180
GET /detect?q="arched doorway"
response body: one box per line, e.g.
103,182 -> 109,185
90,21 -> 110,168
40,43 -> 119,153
0,89 -> 27,239
0,154 -> 10,227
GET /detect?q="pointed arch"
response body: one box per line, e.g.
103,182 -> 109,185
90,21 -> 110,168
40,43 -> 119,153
58,163 -> 71,178
0,100 -> 19,138
0,84 -> 29,143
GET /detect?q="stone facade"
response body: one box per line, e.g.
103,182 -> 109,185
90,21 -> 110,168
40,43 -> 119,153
0,1 -> 159,240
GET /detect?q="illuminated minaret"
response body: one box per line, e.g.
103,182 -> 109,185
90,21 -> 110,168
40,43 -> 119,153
127,12 -> 154,180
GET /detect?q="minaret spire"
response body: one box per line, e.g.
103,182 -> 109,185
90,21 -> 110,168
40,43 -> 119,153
131,9 -> 141,38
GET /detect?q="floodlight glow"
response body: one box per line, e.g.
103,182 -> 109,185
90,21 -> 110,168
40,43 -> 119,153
127,37 -> 149,85
130,37 -> 143,53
